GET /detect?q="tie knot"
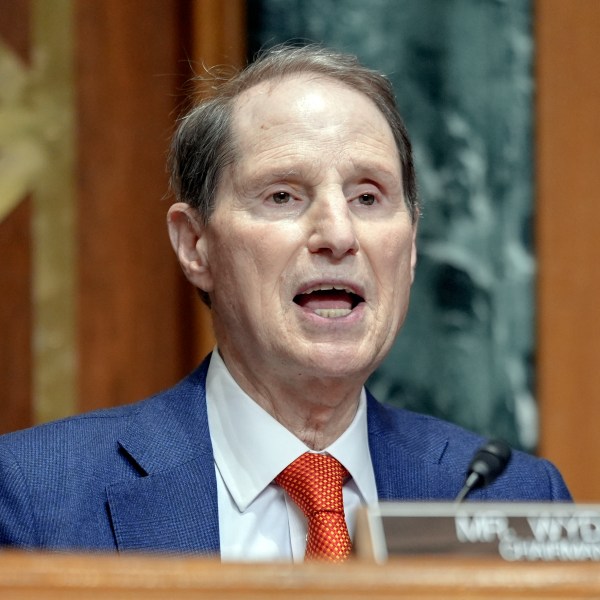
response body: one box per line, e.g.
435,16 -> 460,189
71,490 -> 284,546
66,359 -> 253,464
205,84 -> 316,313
275,452 -> 348,517
276,452 -> 352,561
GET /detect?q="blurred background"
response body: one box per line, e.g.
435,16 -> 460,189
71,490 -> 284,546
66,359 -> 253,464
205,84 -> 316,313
0,0 -> 599,500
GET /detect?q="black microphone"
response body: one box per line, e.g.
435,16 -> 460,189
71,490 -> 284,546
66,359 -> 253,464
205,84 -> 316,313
455,439 -> 512,503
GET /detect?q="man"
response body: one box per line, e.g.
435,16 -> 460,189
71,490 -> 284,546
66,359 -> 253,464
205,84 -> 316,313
0,45 -> 570,560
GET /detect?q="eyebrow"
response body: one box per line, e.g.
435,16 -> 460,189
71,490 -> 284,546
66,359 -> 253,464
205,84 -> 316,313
234,168 -> 308,196
348,161 -> 402,186
235,160 -> 402,196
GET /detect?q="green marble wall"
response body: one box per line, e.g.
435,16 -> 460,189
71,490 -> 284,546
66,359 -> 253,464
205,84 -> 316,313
248,0 -> 536,450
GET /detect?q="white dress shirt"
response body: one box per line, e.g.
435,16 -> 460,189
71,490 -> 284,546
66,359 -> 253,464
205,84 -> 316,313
205,350 -> 379,562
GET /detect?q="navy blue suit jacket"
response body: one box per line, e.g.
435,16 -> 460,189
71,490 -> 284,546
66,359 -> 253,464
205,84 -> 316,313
0,356 -> 571,553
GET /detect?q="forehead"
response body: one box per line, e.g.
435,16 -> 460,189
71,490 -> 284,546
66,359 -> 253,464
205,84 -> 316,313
231,74 -> 397,153
232,73 -> 389,129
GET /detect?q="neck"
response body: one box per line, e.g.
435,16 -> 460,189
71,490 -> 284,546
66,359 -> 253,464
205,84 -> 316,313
219,352 -> 363,451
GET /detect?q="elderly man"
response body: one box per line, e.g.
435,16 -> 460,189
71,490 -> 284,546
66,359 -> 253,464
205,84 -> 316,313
0,45 -> 570,561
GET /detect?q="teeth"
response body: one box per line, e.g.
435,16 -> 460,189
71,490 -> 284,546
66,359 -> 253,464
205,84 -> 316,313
303,284 -> 355,295
315,308 -> 352,318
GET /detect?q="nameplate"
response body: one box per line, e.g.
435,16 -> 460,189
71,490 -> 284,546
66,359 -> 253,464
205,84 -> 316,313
354,502 -> 600,563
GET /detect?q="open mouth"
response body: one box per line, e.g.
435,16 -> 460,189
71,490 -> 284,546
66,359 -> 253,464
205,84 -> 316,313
293,285 -> 364,318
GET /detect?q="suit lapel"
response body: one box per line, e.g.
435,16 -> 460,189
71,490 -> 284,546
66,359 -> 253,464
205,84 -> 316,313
107,456 -> 219,554
106,357 -> 220,554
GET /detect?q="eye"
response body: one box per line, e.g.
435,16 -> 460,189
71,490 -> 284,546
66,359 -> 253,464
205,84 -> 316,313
272,191 -> 291,204
358,193 -> 376,206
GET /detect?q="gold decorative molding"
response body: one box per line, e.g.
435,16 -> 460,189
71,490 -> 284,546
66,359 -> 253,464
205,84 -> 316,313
31,0 -> 76,423
0,41 -> 45,221
0,0 -> 76,423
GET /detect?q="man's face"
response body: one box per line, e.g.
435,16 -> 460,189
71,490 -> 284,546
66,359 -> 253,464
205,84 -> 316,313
199,74 -> 417,387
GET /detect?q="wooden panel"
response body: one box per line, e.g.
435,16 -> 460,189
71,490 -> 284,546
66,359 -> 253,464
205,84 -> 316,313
0,0 -> 30,58
0,0 -> 248,429
189,0 -> 247,360
2,553 -> 600,598
74,1 -> 248,412
75,0 -> 197,412
536,0 -> 600,500
0,0 -> 32,434
193,0 -> 247,68
0,201 -> 32,434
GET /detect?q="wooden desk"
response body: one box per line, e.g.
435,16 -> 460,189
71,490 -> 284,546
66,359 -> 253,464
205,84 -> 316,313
1,552 -> 600,599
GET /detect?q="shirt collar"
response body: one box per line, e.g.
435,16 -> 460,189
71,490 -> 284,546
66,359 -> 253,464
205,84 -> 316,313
205,349 -> 378,511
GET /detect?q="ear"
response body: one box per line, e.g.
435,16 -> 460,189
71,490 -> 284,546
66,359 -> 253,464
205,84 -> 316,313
410,220 -> 418,284
167,203 -> 214,293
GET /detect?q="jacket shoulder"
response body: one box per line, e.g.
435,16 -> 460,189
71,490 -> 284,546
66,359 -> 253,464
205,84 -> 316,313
0,360 -> 209,458
367,394 -> 572,502
0,360 -> 211,550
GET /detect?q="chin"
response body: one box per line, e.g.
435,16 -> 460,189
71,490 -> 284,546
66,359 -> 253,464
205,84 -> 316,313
298,346 -> 378,381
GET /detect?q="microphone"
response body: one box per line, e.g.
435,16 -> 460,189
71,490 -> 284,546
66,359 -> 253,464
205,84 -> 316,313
455,439 -> 512,503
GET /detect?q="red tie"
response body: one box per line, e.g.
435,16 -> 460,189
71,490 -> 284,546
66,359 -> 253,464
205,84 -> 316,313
275,452 -> 352,562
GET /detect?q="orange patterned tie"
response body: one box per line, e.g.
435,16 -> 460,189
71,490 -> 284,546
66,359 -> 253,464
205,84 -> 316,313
275,452 -> 352,562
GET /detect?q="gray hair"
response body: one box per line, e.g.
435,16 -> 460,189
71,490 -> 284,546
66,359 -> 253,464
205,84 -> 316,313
169,44 -> 418,224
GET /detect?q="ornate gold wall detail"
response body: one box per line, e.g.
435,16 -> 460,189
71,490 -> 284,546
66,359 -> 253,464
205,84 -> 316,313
0,0 -> 76,423
0,45 -> 42,219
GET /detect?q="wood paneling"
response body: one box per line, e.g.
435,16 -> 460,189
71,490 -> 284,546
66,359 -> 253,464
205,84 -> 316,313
0,1 -> 246,430
74,0 -> 198,412
193,0 -> 247,69
536,0 -> 600,500
0,0 -> 32,434
189,0 -> 247,361
0,0 -> 30,59
0,201 -> 32,433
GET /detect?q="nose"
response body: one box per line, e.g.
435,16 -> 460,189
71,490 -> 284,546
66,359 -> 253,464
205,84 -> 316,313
306,193 -> 359,259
